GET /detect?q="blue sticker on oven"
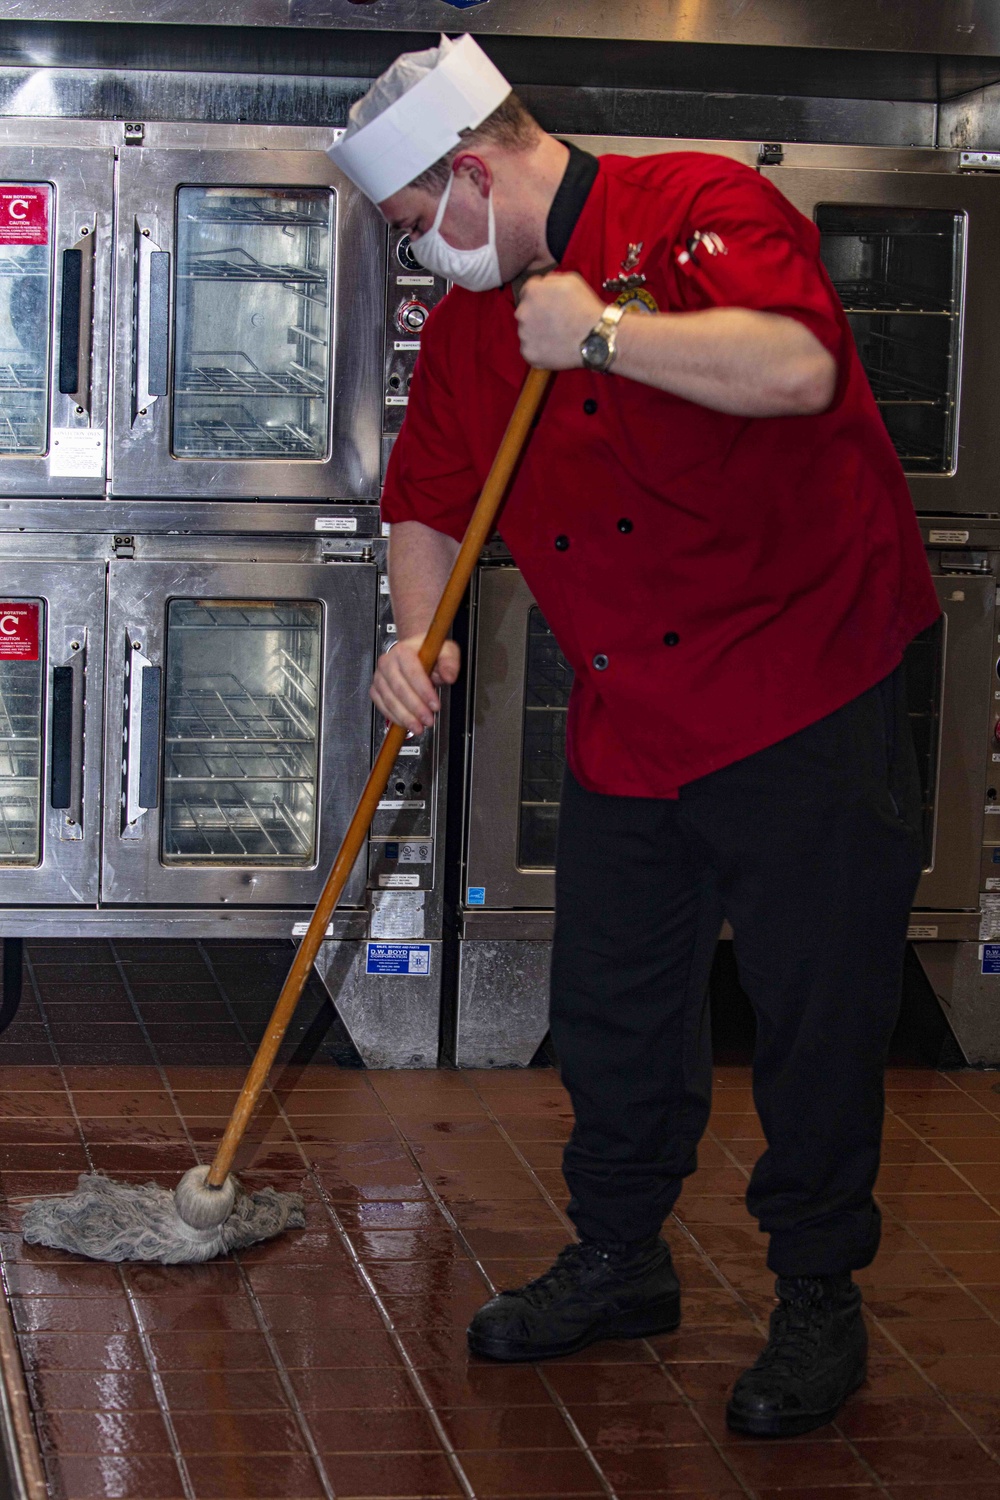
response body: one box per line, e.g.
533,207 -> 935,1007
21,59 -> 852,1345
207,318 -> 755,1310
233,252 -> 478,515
467,887 -> 486,906
982,944 -> 1000,974
366,942 -> 430,977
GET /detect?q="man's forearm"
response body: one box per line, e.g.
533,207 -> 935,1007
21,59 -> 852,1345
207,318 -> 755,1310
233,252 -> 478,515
612,306 -> 836,418
388,519 -> 461,639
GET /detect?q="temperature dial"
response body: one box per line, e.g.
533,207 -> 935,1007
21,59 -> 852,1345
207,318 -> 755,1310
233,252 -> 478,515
397,299 -> 429,335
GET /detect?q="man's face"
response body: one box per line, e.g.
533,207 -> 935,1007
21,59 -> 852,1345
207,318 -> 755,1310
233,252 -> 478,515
379,154 -> 537,284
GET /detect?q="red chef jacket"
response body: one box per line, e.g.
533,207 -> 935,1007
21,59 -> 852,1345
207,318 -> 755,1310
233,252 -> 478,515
381,149 -> 940,798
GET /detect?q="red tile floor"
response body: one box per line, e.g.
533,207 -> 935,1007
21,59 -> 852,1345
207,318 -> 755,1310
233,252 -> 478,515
1,939 -> 1000,1498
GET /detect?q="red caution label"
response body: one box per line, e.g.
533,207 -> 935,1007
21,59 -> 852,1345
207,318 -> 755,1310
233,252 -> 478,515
0,185 -> 49,246
0,604 -> 40,660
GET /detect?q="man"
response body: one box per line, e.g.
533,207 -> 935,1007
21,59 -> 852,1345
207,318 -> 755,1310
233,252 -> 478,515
330,36 -> 939,1438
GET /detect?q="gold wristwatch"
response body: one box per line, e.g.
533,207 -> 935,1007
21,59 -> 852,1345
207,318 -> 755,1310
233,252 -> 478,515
580,302 -> 628,373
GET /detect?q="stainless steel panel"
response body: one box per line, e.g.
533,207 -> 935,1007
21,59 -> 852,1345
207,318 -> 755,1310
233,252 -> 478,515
0,905 -> 367,938
112,147 -> 383,500
466,567 -> 558,910
761,165 -> 1000,513
0,145 -> 112,496
0,560 -> 104,903
454,940 -> 551,1069
912,940 -> 1000,1066
312,938 -> 441,1068
6,2 -> 1000,58
102,558 -> 376,905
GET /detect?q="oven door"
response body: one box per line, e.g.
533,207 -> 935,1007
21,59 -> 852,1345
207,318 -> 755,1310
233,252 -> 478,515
0,147 -> 113,497
111,148 -> 383,500
101,559 -> 375,905
466,566 -> 992,917
0,561 -> 105,902
911,572 -> 994,911
761,164 -> 1000,515
465,566 -> 570,910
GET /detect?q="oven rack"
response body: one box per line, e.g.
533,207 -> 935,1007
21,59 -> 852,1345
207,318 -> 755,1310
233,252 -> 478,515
183,197 -> 330,227
834,278 -> 955,315
173,413 -> 319,458
0,391 -> 46,454
0,791 -> 39,861
887,435 -> 944,468
866,369 -> 948,406
175,360 -> 326,399
0,363 -> 45,393
181,247 -> 326,283
164,741 -> 316,784
0,683 -> 43,745
169,604 -> 318,631
0,262 -> 47,278
162,786 -> 313,862
165,678 -> 317,747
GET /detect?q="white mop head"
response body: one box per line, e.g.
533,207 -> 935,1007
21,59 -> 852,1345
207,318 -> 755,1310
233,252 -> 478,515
21,1172 -> 305,1264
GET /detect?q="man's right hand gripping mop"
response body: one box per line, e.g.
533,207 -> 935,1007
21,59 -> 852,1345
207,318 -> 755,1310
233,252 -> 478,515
20,365 -> 551,1266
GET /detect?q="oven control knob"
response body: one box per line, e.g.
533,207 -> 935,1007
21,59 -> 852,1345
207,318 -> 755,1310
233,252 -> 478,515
397,300 -> 429,334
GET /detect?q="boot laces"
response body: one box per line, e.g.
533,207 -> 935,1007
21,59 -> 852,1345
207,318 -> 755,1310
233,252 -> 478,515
505,1242 -> 620,1310
756,1282 -> 831,1380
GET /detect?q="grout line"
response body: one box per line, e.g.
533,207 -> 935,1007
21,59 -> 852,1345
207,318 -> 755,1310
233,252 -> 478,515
23,944 -> 196,1500
135,940 -> 340,1500
309,1173 -> 479,1500
234,1044 -> 480,1500
368,1078 -> 620,1500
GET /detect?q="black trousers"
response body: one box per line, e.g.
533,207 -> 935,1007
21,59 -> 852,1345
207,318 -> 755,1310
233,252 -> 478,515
550,666 -> 924,1276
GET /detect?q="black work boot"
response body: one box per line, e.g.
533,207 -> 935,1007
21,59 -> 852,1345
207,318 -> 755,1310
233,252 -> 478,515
467,1237 -> 680,1362
726,1273 -> 867,1438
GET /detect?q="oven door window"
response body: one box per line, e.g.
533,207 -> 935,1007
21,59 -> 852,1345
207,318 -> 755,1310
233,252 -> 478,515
0,599 -> 44,866
518,607 -> 573,869
162,599 -> 322,865
172,186 -> 334,461
0,184 -> 52,457
817,205 -> 964,475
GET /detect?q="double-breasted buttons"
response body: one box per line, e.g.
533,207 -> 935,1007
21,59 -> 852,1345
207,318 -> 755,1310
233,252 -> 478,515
592,653 -> 609,671
663,632 -> 680,647
583,398 -> 598,415
554,535 -> 570,551
617,518 -> 633,533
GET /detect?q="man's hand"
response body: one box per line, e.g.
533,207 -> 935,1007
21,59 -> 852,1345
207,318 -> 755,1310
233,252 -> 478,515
515,272 -> 604,369
370,635 -> 461,736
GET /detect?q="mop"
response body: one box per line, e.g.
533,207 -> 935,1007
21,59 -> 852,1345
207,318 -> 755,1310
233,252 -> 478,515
21,366 -> 552,1264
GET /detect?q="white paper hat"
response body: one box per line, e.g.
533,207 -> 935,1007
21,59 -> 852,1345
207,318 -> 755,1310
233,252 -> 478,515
328,34 -> 512,203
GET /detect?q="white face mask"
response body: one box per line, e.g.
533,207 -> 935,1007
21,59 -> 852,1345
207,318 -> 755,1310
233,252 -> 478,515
410,171 -> 502,292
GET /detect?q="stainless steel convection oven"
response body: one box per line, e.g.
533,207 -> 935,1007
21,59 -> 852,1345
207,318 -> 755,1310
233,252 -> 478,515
454,137 -> 1000,1069
0,118 -> 450,1067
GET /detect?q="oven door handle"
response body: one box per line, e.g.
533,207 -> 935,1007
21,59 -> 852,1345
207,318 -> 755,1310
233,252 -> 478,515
133,226 -> 170,418
49,636 -> 86,838
57,224 -> 96,412
123,641 -> 162,829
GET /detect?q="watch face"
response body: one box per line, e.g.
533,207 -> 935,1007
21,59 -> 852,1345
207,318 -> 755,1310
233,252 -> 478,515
581,332 -> 611,370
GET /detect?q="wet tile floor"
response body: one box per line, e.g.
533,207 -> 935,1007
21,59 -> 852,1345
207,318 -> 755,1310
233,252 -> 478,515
2,940 -> 1000,1497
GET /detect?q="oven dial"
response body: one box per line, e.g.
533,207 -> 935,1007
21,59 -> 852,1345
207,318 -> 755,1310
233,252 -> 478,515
397,300 -> 429,335
396,234 -> 421,271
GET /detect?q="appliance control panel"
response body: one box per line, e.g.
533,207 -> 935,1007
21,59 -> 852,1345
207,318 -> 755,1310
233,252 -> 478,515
369,570 -> 436,888
383,229 -> 448,447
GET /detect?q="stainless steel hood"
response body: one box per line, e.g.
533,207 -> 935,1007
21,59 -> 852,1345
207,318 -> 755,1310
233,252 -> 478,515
1,1 -> 998,59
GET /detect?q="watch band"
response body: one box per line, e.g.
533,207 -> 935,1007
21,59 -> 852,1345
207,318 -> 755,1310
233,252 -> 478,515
581,302 -> 627,372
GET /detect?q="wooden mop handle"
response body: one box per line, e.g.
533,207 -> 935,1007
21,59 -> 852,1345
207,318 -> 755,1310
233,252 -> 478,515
206,366 -> 552,1188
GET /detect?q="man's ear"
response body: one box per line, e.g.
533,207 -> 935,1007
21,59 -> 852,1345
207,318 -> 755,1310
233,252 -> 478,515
451,153 -> 493,198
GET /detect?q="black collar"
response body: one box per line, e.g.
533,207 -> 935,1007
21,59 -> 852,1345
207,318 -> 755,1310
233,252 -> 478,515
546,141 -> 599,263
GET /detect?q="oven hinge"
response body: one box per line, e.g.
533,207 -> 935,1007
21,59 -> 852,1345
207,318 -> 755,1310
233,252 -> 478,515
123,122 -> 145,146
960,151 -> 1000,171
758,143 -> 784,167
112,534 -> 136,559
